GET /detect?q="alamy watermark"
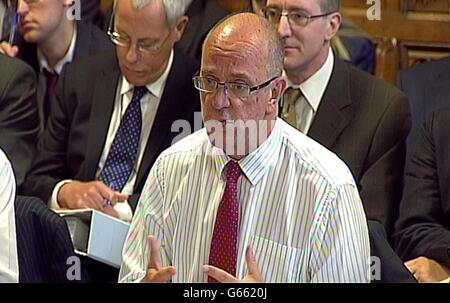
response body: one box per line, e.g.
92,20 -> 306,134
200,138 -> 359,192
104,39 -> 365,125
367,0 -> 381,21
66,0 -> 81,21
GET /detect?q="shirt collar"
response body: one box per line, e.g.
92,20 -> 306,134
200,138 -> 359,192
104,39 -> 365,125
38,24 -> 77,75
120,49 -> 174,99
209,119 -> 282,186
283,48 -> 334,112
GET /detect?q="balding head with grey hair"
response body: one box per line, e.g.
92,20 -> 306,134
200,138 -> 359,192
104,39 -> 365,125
203,13 -> 284,79
114,0 -> 192,28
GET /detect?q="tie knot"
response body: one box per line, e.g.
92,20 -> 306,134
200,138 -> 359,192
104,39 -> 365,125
132,86 -> 148,102
224,161 -> 242,184
43,69 -> 59,82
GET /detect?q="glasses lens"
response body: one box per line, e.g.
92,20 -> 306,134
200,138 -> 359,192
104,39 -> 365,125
227,83 -> 250,98
263,8 -> 280,24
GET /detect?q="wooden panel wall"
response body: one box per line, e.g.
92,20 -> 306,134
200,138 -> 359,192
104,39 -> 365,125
341,0 -> 450,83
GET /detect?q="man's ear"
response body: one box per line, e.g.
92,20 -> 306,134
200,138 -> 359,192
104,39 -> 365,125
325,12 -> 342,41
63,0 -> 75,7
173,16 -> 189,43
265,77 -> 287,115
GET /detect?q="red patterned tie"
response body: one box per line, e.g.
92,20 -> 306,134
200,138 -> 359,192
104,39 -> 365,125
208,160 -> 243,283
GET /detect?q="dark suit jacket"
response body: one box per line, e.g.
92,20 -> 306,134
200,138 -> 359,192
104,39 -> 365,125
16,21 -> 113,129
15,196 -> 81,283
23,48 -> 200,211
368,220 -> 416,283
306,56 -> 411,237
179,0 -> 229,61
394,109 -> 450,268
396,56 -> 450,161
0,55 -> 39,189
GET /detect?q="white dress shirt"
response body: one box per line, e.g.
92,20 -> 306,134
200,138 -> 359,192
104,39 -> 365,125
50,51 -> 174,222
0,149 -> 18,282
282,48 -> 334,134
120,119 -> 370,282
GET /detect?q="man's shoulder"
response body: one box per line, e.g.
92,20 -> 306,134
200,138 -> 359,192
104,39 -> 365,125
400,56 -> 450,83
336,59 -> 407,109
156,129 -> 207,162
0,55 -> 35,87
76,21 -> 114,53
62,50 -> 117,77
279,121 -> 356,187
0,54 -> 33,73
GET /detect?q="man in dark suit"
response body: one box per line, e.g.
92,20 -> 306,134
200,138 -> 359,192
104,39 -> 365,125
0,0 -> 112,128
394,109 -> 450,283
396,56 -> 450,161
264,0 -> 411,237
178,0 -> 229,60
0,54 -> 39,189
23,0 -> 199,220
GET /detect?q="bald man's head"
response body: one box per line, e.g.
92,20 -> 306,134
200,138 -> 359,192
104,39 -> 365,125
203,13 -> 284,78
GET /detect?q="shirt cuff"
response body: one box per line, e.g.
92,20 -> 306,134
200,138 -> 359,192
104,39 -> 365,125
114,200 -> 133,222
50,179 -> 73,209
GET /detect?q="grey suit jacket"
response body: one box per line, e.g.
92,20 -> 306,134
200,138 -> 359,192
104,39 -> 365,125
0,55 -> 39,189
306,57 -> 411,237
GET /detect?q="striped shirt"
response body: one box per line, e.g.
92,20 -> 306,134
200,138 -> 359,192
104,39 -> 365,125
0,149 -> 18,282
119,119 -> 370,282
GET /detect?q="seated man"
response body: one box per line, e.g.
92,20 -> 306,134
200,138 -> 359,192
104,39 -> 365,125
250,0 -> 375,74
120,13 -> 370,283
0,54 -> 39,189
396,56 -> 450,162
0,0 -> 112,127
394,109 -> 450,283
263,0 -> 410,237
0,148 -> 18,282
22,0 -> 199,221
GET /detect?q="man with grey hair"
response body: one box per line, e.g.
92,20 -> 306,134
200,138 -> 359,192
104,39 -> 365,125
23,0 -> 199,223
120,12 -> 369,283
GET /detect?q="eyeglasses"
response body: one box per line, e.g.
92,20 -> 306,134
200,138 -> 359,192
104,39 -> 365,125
106,14 -> 171,54
193,76 -> 278,99
262,7 -> 336,27
107,30 -> 171,54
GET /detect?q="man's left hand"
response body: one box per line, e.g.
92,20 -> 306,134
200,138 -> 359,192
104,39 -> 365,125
203,246 -> 264,282
405,256 -> 450,282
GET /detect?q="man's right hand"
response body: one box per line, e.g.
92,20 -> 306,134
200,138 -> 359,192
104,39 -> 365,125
57,180 -> 128,212
0,42 -> 19,57
142,236 -> 176,283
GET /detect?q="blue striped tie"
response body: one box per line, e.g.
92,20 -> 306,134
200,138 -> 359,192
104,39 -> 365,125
99,86 -> 147,191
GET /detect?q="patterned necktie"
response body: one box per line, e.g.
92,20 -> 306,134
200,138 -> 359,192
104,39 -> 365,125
281,87 -> 301,129
43,69 -> 59,123
208,160 -> 243,283
99,86 -> 147,192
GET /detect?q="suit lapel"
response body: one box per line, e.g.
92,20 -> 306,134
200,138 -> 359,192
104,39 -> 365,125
84,54 -> 121,180
308,57 -> 353,148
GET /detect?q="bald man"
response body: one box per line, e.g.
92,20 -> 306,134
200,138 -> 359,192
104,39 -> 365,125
120,13 -> 369,283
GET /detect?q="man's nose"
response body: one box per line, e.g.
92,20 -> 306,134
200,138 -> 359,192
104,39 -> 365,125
278,15 -> 292,38
17,0 -> 30,16
210,85 -> 231,110
125,44 -> 139,64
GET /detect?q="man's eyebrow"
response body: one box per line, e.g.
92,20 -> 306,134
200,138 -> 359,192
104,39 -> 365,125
114,25 -> 159,41
230,73 -> 252,82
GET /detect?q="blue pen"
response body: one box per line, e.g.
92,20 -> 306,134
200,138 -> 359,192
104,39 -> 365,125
8,12 -> 18,45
